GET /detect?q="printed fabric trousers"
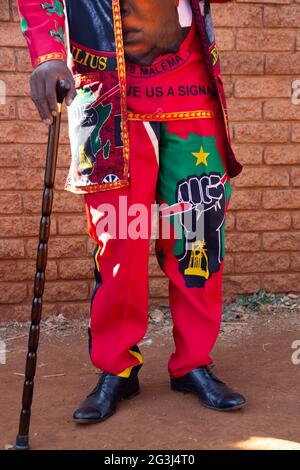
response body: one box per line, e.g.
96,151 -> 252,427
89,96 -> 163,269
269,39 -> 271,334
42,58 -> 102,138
84,116 -> 232,379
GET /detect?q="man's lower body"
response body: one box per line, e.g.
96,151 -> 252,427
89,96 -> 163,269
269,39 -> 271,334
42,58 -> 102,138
73,116 -> 246,423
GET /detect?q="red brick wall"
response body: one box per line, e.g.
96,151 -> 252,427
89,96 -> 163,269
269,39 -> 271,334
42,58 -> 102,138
0,0 -> 299,320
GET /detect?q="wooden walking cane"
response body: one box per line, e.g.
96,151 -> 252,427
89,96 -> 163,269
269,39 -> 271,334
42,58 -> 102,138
14,80 -> 70,450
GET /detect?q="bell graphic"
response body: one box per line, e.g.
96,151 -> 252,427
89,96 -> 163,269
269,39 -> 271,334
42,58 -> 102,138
184,240 -> 209,279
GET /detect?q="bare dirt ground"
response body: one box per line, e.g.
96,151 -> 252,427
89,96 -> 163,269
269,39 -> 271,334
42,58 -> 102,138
0,292 -> 300,450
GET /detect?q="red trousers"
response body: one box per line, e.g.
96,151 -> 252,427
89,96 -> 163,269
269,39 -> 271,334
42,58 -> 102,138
84,116 -> 231,379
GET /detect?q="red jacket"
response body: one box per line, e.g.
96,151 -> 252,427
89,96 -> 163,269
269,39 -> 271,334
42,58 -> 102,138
17,0 -> 243,194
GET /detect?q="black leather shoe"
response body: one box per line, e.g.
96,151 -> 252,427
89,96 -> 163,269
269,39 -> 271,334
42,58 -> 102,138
73,365 -> 141,424
171,366 -> 246,411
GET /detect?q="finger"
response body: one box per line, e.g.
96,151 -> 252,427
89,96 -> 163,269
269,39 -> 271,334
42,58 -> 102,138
45,77 -> 58,116
199,176 -> 211,204
65,78 -> 77,106
177,181 -> 190,203
207,175 -> 224,200
31,76 -> 52,125
208,183 -> 223,200
189,177 -> 202,204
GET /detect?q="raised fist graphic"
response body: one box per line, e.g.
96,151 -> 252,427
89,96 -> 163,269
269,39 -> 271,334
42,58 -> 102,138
176,172 -> 226,288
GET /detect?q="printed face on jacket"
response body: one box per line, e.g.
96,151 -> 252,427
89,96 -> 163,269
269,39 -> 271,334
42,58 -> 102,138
120,0 -> 190,65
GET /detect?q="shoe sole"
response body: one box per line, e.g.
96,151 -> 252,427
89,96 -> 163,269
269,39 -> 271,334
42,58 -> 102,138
73,389 -> 140,424
73,411 -> 114,425
171,384 -> 246,412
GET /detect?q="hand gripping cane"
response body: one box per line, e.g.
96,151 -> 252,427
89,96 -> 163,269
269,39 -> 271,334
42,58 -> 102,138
14,80 -> 70,450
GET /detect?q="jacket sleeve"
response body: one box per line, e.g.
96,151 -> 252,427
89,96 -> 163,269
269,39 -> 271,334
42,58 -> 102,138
17,0 -> 67,68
